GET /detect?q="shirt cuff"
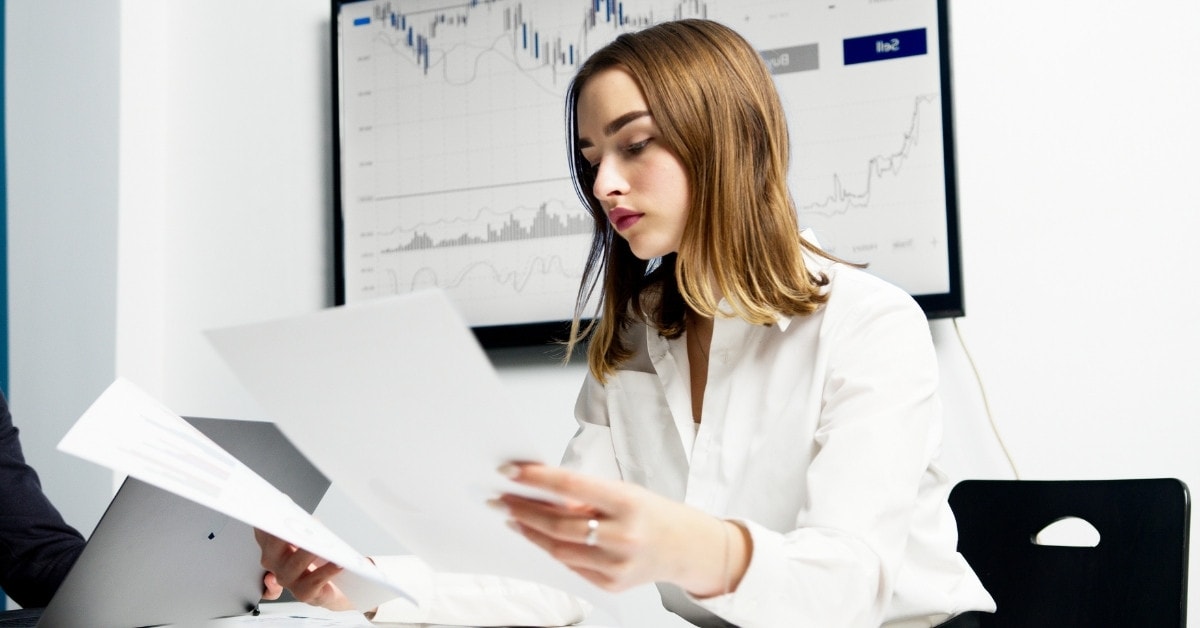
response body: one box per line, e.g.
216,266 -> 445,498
368,555 -> 591,626
680,518 -> 778,620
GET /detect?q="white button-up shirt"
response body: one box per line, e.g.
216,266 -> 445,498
561,257 -> 995,627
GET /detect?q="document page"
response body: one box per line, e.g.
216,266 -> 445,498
205,289 -> 617,615
57,378 -> 416,611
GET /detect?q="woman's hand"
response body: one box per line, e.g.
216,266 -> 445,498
254,528 -> 355,611
495,463 -> 749,596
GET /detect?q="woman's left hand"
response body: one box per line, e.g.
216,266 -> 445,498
254,528 -> 355,611
495,463 -> 743,596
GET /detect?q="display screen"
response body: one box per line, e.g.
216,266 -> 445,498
332,0 -> 964,346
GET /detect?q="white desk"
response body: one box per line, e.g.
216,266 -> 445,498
2,593 -> 693,627
198,585 -> 695,628
201,602 -> 616,627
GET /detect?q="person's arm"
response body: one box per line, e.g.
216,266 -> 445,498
502,285 -> 945,626
501,341 -> 749,597
682,287 -> 945,626
497,463 -> 751,597
254,528 -> 354,611
501,362 -> 752,596
0,393 -> 86,608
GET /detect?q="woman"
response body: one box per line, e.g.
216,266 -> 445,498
494,18 -> 993,627
259,18 -> 994,627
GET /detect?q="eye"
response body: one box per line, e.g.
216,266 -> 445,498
579,151 -> 599,173
625,138 -> 651,154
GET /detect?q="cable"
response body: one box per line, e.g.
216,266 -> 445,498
952,317 -> 1020,479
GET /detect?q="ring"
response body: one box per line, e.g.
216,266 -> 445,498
585,518 -> 599,547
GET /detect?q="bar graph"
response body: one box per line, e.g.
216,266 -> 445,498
336,0 -> 957,328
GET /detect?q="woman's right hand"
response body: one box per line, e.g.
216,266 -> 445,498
254,528 -> 355,611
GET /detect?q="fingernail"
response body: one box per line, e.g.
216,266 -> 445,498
505,519 -> 523,534
498,463 -> 521,479
486,498 -> 508,512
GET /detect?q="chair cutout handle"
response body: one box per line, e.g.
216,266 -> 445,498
1032,516 -> 1101,547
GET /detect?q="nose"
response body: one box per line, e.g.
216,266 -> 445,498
592,158 -> 629,201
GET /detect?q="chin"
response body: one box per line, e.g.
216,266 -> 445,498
629,247 -> 668,261
626,238 -> 677,261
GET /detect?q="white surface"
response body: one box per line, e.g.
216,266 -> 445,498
206,290 -> 618,618
7,0 -> 1200,624
209,600 -> 632,627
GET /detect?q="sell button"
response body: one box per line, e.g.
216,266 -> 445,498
843,27 -> 927,65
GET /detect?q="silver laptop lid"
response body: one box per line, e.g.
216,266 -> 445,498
36,417 -> 329,628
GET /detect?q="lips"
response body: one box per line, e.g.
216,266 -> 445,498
608,207 -> 644,231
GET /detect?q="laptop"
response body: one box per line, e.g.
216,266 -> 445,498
2,416 -> 329,628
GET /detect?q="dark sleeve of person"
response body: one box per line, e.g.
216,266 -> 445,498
0,392 -> 86,608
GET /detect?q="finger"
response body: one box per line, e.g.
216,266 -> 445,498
500,491 -> 597,517
288,561 -> 345,605
255,528 -> 302,576
503,463 -> 629,513
503,497 -> 606,547
261,572 -> 283,600
254,527 -> 278,546
275,546 -> 327,589
255,528 -> 289,559
499,492 -> 598,521
508,519 -> 619,574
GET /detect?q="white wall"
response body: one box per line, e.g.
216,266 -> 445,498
5,0 -> 121,534
948,2 -> 1200,488
7,0 -> 1200,622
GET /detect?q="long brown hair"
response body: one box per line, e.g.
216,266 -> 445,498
565,19 -> 837,382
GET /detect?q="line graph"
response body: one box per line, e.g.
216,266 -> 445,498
799,94 -> 938,218
400,255 -> 580,295
336,0 -> 957,327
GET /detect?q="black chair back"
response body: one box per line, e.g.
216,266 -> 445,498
949,478 -> 1190,627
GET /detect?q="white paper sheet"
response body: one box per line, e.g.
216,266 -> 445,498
204,289 -> 617,615
57,378 -> 416,611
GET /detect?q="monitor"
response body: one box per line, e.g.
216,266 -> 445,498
331,0 -> 964,347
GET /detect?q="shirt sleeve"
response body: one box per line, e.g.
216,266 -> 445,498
687,284 -> 945,627
558,372 -> 622,480
368,555 -> 591,626
0,392 -> 86,609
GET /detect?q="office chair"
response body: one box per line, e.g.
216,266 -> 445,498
948,478 -> 1190,627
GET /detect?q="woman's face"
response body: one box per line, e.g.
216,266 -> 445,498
576,67 -> 690,261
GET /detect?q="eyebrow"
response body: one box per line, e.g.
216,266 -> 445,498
577,110 -> 651,149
